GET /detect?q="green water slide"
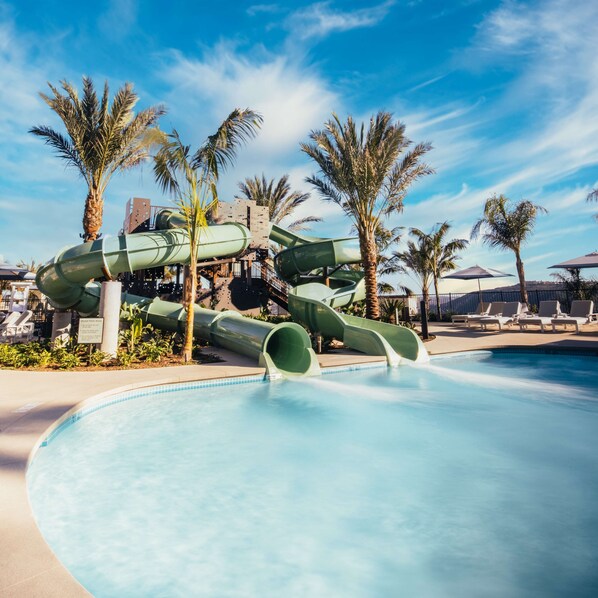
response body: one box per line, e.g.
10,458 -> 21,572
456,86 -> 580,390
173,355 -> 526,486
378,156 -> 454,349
270,224 -> 428,364
36,212 -> 319,378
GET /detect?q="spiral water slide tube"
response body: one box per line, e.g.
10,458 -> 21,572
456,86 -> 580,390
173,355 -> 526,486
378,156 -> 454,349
270,224 -> 428,365
36,210 -> 320,379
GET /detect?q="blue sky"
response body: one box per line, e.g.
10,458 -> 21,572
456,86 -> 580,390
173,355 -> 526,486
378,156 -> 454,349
0,0 -> 596,292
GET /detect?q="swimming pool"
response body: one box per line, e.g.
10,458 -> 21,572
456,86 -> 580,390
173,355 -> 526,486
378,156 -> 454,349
28,352 -> 598,597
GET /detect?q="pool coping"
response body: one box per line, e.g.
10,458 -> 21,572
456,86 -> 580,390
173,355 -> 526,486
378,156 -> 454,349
2,331 -> 598,596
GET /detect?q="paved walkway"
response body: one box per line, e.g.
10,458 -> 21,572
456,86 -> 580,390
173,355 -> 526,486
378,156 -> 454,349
1,328 -> 597,596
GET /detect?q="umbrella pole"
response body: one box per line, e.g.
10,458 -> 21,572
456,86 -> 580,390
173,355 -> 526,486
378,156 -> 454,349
478,278 -> 482,305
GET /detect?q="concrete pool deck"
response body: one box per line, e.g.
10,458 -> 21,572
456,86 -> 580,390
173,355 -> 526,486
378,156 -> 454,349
1,326 -> 597,597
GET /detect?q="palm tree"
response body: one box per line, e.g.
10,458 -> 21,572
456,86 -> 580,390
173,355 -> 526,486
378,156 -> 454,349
301,112 -> 433,320
372,224 -> 405,294
391,234 -> 433,310
16,259 -> 42,273
154,110 -> 262,362
237,174 -> 321,231
471,194 -> 547,304
551,268 -> 598,301
409,222 -> 468,319
588,188 -> 598,221
30,77 -> 165,241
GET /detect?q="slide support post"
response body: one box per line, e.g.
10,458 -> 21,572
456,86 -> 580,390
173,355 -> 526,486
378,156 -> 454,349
99,281 -> 122,357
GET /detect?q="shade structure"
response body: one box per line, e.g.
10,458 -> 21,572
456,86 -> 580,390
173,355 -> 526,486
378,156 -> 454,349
0,263 -> 35,281
549,252 -> 598,270
443,265 -> 514,303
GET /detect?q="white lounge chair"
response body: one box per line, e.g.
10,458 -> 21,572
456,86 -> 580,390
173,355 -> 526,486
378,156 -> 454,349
551,300 -> 596,334
479,302 -> 526,330
0,310 -> 34,343
0,311 -> 24,343
518,301 -> 560,332
465,302 -> 505,327
451,302 -> 491,324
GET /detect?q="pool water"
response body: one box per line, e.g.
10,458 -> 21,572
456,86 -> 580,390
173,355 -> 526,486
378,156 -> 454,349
28,353 -> 598,597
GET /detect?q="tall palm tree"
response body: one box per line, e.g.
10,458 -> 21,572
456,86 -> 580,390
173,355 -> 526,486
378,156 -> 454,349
372,224 -> 404,294
30,77 -> 165,241
301,112 -> 433,320
391,235 -> 433,309
471,194 -> 547,304
237,174 -> 321,231
154,110 -> 262,362
409,222 -> 468,319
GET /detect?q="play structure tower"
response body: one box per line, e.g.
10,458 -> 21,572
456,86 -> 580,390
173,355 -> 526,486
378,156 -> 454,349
122,197 -> 277,313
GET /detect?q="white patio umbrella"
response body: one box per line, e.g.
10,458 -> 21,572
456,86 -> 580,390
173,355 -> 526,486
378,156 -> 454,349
442,265 -> 514,304
549,252 -> 598,270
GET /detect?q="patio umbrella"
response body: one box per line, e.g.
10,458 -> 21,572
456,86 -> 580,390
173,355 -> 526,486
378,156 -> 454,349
549,252 -> 598,270
0,263 -> 36,281
442,265 -> 514,304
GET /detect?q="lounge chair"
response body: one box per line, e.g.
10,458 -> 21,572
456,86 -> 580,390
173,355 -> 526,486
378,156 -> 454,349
451,302 -> 491,324
478,302 -> 527,330
465,302 -> 505,327
518,301 -> 560,332
0,310 -> 34,343
551,300 -> 596,334
0,311 -> 23,342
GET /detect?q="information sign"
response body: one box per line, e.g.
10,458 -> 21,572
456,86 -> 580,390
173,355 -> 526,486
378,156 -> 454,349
78,318 -> 104,344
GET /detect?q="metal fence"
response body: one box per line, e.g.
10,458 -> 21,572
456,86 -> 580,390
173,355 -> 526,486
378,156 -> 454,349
413,288 -> 598,319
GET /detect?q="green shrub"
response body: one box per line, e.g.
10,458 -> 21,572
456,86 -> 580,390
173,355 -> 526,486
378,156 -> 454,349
50,347 -> 81,369
0,344 -> 19,367
88,350 -> 109,366
116,349 -> 135,367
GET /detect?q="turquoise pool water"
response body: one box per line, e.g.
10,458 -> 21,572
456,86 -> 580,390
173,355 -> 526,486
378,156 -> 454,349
28,353 -> 598,597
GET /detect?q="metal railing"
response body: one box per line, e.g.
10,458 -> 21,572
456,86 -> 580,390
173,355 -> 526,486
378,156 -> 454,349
407,288 -> 598,318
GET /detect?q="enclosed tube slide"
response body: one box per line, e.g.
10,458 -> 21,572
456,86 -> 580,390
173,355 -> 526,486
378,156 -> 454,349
270,224 -> 428,365
36,216 -> 319,378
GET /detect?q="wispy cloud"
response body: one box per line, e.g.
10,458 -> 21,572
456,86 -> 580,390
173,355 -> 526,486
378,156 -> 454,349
284,1 -> 395,41
98,0 -> 138,40
247,4 -> 281,16
407,74 -> 449,93
161,44 -> 337,156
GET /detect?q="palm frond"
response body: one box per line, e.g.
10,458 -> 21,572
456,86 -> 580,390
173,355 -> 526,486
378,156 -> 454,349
192,108 -> 262,179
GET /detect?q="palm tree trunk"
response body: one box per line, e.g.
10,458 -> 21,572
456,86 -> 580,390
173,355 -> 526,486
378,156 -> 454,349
422,286 -> 430,312
515,250 -> 527,304
360,231 -> 380,320
82,188 -> 103,242
433,274 -> 441,319
183,264 -> 197,363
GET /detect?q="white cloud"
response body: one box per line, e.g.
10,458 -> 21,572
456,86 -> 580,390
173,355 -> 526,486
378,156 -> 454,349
161,45 -> 337,174
285,1 -> 395,41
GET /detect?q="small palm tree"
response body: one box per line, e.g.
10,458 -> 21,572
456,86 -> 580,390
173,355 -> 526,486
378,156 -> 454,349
301,112 -> 433,320
237,174 -> 321,231
16,259 -> 42,273
409,222 -> 468,319
391,235 -> 433,309
154,110 -> 262,362
30,77 -> 165,242
471,194 -> 547,304
588,188 -> 598,221
551,268 -> 598,301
